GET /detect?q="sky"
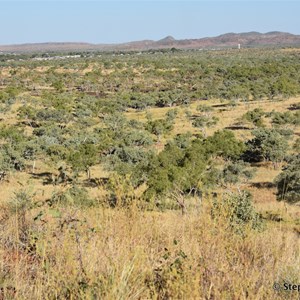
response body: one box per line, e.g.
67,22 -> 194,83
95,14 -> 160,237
0,1 -> 300,45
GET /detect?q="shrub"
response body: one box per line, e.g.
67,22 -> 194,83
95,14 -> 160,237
245,128 -> 289,164
293,138 -> 300,152
205,130 -> 246,160
211,191 -> 263,234
145,118 -> 174,140
275,154 -> 300,204
196,104 -> 213,113
242,108 -> 265,127
49,186 -> 95,207
192,115 -> 218,136
222,160 -> 255,186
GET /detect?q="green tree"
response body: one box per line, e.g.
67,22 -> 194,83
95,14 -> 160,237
242,108 -> 265,128
275,155 -> 300,204
145,118 -> 174,141
293,138 -> 300,153
145,137 -> 217,201
68,144 -> 98,179
205,130 -> 246,160
192,115 -> 218,137
246,128 -> 289,165
222,161 -> 255,187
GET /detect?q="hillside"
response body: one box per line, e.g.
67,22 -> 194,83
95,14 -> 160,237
1,31 -> 300,53
0,47 -> 300,299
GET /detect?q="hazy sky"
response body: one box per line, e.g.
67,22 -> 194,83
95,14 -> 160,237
0,1 -> 299,45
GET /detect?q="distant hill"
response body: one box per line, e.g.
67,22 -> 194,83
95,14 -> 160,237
1,31 -> 300,53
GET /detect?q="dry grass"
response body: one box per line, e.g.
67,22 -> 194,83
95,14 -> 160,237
0,199 -> 299,299
126,97 -> 300,140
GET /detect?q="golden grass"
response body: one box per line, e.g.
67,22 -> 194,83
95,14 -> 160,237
125,97 -> 300,140
1,200 -> 299,299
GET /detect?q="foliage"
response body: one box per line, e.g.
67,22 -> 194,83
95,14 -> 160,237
145,117 -> 174,139
293,138 -> 300,152
275,154 -> 300,204
192,115 -> 218,135
67,143 -> 98,178
271,111 -> 300,128
211,191 -> 263,234
145,136 -> 220,200
1,42 -> 300,300
242,108 -> 265,127
205,130 -> 246,160
50,185 -> 95,207
222,160 -> 255,186
107,174 -> 138,208
196,104 -> 213,113
245,128 -> 289,163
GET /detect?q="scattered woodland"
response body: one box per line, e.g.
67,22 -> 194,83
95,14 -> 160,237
0,47 -> 299,299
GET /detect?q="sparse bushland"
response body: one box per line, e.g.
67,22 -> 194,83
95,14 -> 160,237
0,48 -> 300,299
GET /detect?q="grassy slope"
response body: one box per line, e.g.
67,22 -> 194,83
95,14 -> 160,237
0,57 -> 300,298
1,201 -> 299,299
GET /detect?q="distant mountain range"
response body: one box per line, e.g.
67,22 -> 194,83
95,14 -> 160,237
1,31 -> 300,53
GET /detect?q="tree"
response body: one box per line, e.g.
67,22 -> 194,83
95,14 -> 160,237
67,144 -> 98,180
166,108 -> 178,122
275,155 -> 300,204
102,128 -> 155,187
103,113 -> 127,132
222,161 -> 255,187
190,104 -> 218,137
0,150 -> 11,181
271,111 -> 300,129
246,128 -> 289,166
144,137 -> 218,201
0,125 -> 35,172
293,138 -> 300,153
242,108 -> 265,128
192,115 -> 218,137
205,130 -> 246,160
145,118 -> 174,141
196,104 -> 213,114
